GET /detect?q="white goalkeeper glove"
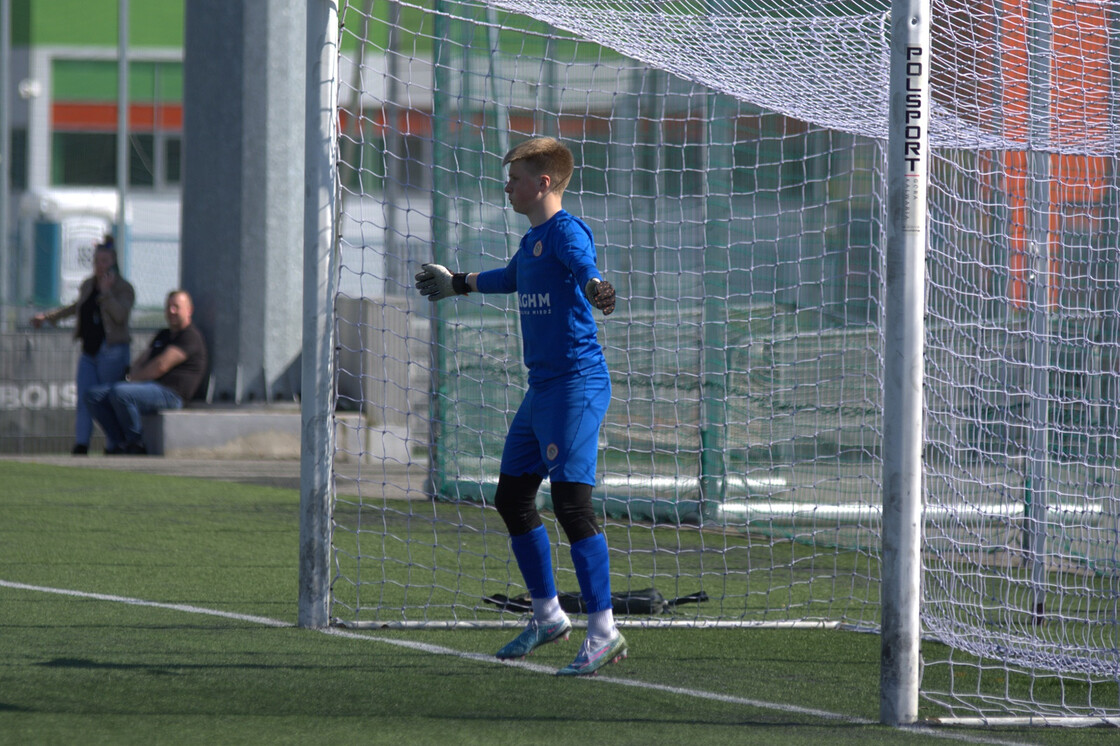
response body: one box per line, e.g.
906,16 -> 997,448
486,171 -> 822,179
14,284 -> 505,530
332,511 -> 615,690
415,263 -> 470,301
584,278 -> 616,316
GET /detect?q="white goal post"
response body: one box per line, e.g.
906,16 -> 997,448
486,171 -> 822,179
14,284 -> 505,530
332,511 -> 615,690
880,0 -> 929,726
299,0 -> 340,631
300,0 -> 1120,726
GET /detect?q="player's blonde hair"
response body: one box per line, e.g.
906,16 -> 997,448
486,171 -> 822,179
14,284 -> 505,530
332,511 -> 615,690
503,137 -> 574,195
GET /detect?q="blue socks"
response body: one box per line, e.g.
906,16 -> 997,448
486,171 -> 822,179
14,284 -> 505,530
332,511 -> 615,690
510,526 -> 613,624
509,524 -> 557,601
570,532 -> 612,614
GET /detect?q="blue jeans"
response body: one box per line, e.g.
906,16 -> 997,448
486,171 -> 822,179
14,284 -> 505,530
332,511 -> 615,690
74,343 -> 131,446
86,381 -> 183,451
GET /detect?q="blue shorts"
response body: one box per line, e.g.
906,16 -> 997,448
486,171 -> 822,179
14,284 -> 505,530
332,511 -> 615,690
501,363 -> 611,485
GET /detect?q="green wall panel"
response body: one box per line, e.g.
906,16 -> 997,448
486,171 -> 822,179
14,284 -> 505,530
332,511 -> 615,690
53,59 -> 183,103
21,0 -> 183,47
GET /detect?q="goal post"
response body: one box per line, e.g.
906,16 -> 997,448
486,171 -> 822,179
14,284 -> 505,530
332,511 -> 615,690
880,0 -> 930,727
298,0 -> 339,631
302,0 -> 1120,725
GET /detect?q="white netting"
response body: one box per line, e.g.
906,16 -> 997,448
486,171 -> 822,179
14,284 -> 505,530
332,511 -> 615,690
326,0 -> 1120,722
486,0 -> 896,141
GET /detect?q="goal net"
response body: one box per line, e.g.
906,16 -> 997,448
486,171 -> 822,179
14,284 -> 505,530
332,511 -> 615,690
319,0 -> 1120,723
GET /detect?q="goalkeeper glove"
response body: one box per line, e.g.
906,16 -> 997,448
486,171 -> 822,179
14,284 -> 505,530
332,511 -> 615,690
584,278 -> 616,316
415,263 -> 470,301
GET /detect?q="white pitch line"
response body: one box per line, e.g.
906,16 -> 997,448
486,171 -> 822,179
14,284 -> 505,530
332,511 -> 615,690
0,579 -> 291,627
0,579 -> 1034,746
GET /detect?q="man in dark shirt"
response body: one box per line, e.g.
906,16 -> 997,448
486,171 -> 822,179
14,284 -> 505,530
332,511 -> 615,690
86,289 -> 209,455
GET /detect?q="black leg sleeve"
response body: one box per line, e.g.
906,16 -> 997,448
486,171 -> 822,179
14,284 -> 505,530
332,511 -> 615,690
551,481 -> 601,544
493,472 -> 544,536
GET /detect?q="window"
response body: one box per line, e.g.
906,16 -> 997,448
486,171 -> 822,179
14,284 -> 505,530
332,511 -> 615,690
52,133 -> 115,186
129,134 -> 155,187
164,137 -> 181,185
10,129 -> 28,190
50,58 -> 183,189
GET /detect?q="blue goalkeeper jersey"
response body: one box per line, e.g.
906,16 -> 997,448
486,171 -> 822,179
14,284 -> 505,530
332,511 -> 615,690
475,209 -> 605,384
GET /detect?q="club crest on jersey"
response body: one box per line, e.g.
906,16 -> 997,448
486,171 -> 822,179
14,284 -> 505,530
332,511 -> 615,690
533,240 -> 543,257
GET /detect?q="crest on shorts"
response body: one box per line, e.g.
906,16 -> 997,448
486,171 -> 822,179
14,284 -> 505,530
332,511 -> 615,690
546,443 -> 559,461
533,240 -> 543,257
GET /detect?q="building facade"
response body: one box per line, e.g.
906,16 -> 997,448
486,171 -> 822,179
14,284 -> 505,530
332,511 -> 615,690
3,0 -> 184,313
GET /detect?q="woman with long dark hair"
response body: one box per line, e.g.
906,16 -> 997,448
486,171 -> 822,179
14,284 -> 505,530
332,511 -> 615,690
32,235 -> 136,454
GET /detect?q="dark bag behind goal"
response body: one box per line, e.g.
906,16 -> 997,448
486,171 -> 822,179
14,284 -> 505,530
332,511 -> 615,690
483,588 -> 708,615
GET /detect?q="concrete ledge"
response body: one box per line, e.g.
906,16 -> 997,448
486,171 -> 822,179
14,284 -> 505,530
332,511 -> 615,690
141,406 -> 412,462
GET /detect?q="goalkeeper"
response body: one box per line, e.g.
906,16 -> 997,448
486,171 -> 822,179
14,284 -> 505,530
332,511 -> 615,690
415,136 -> 624,676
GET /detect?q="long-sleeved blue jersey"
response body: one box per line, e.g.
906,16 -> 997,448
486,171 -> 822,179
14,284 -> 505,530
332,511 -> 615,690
475,210 -> 605,384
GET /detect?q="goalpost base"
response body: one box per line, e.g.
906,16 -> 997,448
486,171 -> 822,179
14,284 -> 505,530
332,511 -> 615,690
927,717 -> 1120,729
333,619 -> 847,631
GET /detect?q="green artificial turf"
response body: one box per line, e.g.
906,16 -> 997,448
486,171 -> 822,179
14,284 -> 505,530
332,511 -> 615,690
2,461 -> 1117,745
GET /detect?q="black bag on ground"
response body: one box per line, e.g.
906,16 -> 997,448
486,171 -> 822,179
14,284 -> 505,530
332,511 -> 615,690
483,588 -> 708,615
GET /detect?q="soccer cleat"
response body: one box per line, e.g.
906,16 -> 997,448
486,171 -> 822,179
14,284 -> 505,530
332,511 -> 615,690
495,616 -> 572,660
556,631 -> 628,676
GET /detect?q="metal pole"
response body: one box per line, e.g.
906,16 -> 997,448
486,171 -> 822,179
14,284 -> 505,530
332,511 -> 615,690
299,0 -> 339,629
116,0 -> 130,267
484,5 -> 514,259
881,0 -> 930,726
1024,0 -> 1052,626
0,0 -> 10,314
427,0 -> 452,496
700,91 -> 734,517
384,0 -> 405,292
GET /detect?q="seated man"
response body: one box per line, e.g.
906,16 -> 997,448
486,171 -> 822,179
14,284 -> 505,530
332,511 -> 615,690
87,289 -> 209,455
